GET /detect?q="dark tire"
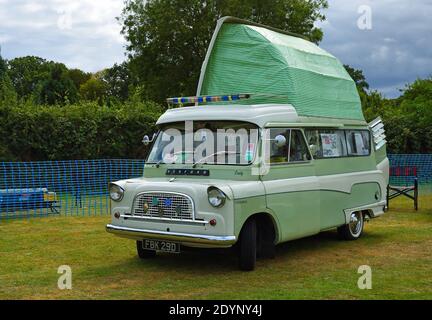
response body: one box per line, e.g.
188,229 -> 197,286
337,211 -> 364,240
256,216 -> 276,259
136,240 -> 156,259
238,219 -> 257,271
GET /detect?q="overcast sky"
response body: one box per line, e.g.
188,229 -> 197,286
0,0 -> 431,98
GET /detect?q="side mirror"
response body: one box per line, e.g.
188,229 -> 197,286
142,133 -> 156,146
274,135 -> 287,148
142,135 -> 151,146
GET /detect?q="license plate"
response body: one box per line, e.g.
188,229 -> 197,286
143,239 -> 180,253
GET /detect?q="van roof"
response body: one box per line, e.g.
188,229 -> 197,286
156,104 -> 366,128
196,17 -> 364,121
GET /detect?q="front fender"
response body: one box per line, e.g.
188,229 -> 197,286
228,181 -> 281,243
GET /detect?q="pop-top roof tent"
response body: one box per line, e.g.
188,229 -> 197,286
196,17 -> 364,121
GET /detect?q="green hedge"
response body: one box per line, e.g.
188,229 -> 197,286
0,101 -> 163,161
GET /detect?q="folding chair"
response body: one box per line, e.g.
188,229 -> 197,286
387,166 -> 418,210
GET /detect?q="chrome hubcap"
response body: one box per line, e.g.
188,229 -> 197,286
349,212 -> 362,235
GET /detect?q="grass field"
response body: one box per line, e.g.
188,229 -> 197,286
0,194 -> 108,220
1,195 -> 431,300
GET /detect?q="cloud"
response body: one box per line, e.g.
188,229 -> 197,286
0,0 -> 126,72
0,35 -> 12,44
318,0 -> 432,98
0,0 -> 430,98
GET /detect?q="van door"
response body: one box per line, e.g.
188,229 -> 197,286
261,128 -> 320,242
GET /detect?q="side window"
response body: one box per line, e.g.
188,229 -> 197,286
269,129 -> 311,163
269,128 -> 289,163
305,129 -> 347,158
289,130 -> 311,162
319,130 -> 347,158
346,130 -> 370,156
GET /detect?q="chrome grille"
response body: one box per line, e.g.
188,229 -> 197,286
132,192 -> 194,220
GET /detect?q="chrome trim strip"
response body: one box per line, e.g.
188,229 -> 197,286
106,224 -> 236,246
131,190 -> 196,221
121,214 -> 208,225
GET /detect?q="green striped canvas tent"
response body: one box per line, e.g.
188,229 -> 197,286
197,17 -> 364,121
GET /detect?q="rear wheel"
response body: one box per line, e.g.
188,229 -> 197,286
136,240 -> 156,259
337,211 -> 364,240
238,219 -> 257,271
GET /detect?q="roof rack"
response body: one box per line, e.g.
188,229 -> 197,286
166,94 -> 251,107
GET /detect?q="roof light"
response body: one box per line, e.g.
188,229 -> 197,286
166,94 -> 250,106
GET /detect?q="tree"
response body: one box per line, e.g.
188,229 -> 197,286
0,76 -> 18,107
397,77 -> 432,153
0,51 -> 6,77
68,68 -> 91,91
38,63 -> 79,105
120,0 -> 328,102
79,75 -> 108,105
340,65 -> 432,154
7,56 -> 52,100
360,90 -> 385,122
102,62 -> 133,102
361,77 -> 432,154
0,53 -> 17,107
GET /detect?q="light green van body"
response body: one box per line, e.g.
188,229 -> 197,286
106,104 -> 389,248
106,17 -> 388,249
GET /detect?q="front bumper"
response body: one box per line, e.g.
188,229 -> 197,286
106,224 -> 236,247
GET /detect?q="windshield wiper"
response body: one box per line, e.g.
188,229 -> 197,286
192,151 -> 239,168
155,151 -> 194,168
155,151 -> 240,168
155,159 -> 164,168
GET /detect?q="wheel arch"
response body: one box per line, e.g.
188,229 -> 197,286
239,211 -> 280,244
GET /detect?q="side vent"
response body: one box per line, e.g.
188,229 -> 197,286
369,117 -> 386,150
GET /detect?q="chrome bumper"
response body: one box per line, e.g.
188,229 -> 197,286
106,224 -> 237,246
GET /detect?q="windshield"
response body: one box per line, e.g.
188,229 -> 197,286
147,121 -> 259,166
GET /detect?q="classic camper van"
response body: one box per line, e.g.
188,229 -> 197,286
106,17 -> 389,271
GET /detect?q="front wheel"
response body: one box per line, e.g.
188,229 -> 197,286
238,219 -> 257,271
337,211 -> 364,240
136,240 -> 156,259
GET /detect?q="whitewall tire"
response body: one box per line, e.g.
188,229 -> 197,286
337,211 -> 364,240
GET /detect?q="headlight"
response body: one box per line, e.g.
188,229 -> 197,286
109,183 -> 124,202
208,187 -> 226,208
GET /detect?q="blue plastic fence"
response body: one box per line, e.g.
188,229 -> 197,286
0,155 -> 430,220
0,159 -> 145,220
